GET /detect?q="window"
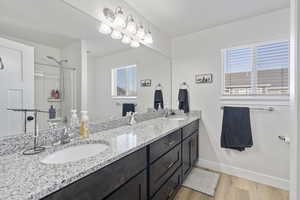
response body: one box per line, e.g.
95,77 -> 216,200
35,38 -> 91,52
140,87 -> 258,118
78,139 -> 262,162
112,65 -> 137,98
222,41 -> 289,97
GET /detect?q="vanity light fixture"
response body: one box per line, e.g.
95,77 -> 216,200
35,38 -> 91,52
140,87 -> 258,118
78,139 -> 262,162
98,23 -> 112,35
100,6 -> 154,48
0,57 -> 4,70
111,30 -> 123,40
113,7 -> 126,28
126,15 -> 137,34
130,40 -> 140,48
144,30 -> 153,44
136,25 -> 145,39
122,35 -> 131,44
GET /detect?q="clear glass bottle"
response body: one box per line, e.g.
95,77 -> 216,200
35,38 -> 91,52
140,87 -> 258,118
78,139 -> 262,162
70,109 -> 79,131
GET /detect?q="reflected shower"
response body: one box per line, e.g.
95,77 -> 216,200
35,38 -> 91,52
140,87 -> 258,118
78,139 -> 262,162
46,56 -> 68,66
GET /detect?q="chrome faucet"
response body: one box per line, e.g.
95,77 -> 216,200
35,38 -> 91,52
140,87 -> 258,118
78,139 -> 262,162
129,112 -> 137,126
60,127 -> 72,145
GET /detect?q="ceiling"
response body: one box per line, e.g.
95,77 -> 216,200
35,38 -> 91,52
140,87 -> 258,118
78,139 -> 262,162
0,0 -> 130,57
124,0 -> 290,37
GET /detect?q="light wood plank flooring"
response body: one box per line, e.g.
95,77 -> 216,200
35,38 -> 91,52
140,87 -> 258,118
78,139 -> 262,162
175,171 -> 289,200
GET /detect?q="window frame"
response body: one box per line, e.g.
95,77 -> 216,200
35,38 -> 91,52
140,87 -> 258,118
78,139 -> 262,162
220,40 -> 290,104
111,64 -> 137,99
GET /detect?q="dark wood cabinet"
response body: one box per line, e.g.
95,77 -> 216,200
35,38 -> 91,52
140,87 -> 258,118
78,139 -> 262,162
149,144 -> 182,197
152,167 -> 182,200
43,119 -> 199,200
42,147 -> 147,200
104,170 -> 147,200
182,131 -> 199,181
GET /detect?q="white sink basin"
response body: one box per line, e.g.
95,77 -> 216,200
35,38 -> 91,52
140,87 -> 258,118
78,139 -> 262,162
41,143 -> 108,164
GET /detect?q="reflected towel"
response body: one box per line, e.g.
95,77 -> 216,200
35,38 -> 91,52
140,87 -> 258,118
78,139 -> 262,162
122,103 -> 135,117
154,90 -> 164,110
178,89 -> 189,113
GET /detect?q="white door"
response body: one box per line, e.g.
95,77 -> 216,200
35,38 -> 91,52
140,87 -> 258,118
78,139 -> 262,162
0,37 -> 34,136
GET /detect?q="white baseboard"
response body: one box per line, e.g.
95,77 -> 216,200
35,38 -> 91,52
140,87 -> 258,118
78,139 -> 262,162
196,158 -> 289,191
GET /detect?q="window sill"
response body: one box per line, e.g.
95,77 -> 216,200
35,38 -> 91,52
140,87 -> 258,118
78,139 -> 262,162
220,95 -> 290,106
112,96 -> 137,100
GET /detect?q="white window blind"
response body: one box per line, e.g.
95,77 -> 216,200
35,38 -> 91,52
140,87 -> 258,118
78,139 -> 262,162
223,41 -> 289,96
112,65 -> 137,97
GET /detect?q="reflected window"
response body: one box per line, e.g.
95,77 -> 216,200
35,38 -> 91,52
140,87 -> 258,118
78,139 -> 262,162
112,65 -> 137,98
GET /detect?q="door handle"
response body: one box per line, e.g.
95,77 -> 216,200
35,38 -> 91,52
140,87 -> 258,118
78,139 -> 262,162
0,57 -> 4,70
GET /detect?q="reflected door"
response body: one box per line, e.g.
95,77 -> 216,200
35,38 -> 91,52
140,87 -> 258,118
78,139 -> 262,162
0,37 -> 34,136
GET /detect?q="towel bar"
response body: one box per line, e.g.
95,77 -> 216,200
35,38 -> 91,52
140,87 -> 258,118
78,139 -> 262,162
220,106 -> 274,112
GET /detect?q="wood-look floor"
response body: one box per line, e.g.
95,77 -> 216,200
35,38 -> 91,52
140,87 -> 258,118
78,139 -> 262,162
174,171 -> 289,200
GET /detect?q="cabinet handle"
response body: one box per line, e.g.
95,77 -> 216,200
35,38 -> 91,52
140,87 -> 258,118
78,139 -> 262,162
0,57 -> 4,70
165,140 -> 176,146
167,188 -> 175,199
167,161 -> 176,169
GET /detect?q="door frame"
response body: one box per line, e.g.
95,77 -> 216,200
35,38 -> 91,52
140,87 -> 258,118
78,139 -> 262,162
290,0 -> 299,199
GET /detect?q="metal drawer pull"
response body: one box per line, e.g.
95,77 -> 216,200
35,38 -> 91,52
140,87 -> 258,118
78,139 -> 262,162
167,188 -> 175,199
167,161 -> 176,169
165,140 -> 176,146
0,57 -> 4,70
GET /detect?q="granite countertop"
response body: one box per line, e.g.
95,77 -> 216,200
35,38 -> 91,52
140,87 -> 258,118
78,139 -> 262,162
0,114 -> 200,200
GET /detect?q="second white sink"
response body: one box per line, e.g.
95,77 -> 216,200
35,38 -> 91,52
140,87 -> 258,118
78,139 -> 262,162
41,143 -> 109,164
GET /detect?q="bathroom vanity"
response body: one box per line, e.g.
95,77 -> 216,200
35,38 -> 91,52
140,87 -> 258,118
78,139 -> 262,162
42,119 -> 199,200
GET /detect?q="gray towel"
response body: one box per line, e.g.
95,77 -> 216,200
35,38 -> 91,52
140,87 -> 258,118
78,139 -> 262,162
178,89 -> 189,113
154,90 -> 164,110
221,106 -> 253,151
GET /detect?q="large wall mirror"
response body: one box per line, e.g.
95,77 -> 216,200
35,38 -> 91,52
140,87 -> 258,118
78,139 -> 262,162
0,0 -> 172,137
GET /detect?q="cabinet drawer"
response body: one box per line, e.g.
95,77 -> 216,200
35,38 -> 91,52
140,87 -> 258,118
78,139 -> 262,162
149,129 -> 181,163
42,147 -> 147,200
152,167 -> 182,200
105,170 -> 147,200
149,144 -> 181,197
182,120 -> 199,140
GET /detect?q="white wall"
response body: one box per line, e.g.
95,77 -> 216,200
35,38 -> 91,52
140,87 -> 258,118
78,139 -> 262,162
172,9 -> 291,190
89,47 -> 171,121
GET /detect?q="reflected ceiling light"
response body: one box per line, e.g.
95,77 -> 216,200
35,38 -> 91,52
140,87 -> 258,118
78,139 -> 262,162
126,15 -> 137,34
113,7 -> 126,28
144,31 -> 153,44
136,25 -> 145,39
100,6 -> 154,48
130,40 -> 140,48
98,23 -> 112,35
111,30 -> 122,40
122,35 -> 131,44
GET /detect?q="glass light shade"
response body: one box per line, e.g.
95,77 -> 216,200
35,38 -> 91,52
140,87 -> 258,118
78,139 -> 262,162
98,23 -> 112,35
136,26 -> 145,39
130,40 -> 140,48
111,30 -> 122,40
126,20 -> 136,34
122,35 -> 131,44
113,10 -> 126,28
144,32 -> 153,44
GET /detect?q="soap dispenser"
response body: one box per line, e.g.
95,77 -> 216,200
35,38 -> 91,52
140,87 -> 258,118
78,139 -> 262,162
80,111 -> 89,138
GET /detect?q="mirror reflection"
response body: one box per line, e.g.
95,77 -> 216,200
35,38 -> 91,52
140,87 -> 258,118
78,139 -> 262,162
0,1 -> 171,137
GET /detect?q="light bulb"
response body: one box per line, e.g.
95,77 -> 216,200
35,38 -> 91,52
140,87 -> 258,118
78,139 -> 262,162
113,8 -> 126,28
122,35 -> 131,44
126,18 -> 136,34
98,23 -> 112,35
144,31 -> 153,44
136,25 -> 145,39
111,30 -> 122,40
130,40 -> 140,48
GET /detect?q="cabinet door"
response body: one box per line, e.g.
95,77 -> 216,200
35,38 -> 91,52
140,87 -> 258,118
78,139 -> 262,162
190,132 -> 199,166
182,131 -> 199,181
105,170 -> 147,200
182,136 -> 192,181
